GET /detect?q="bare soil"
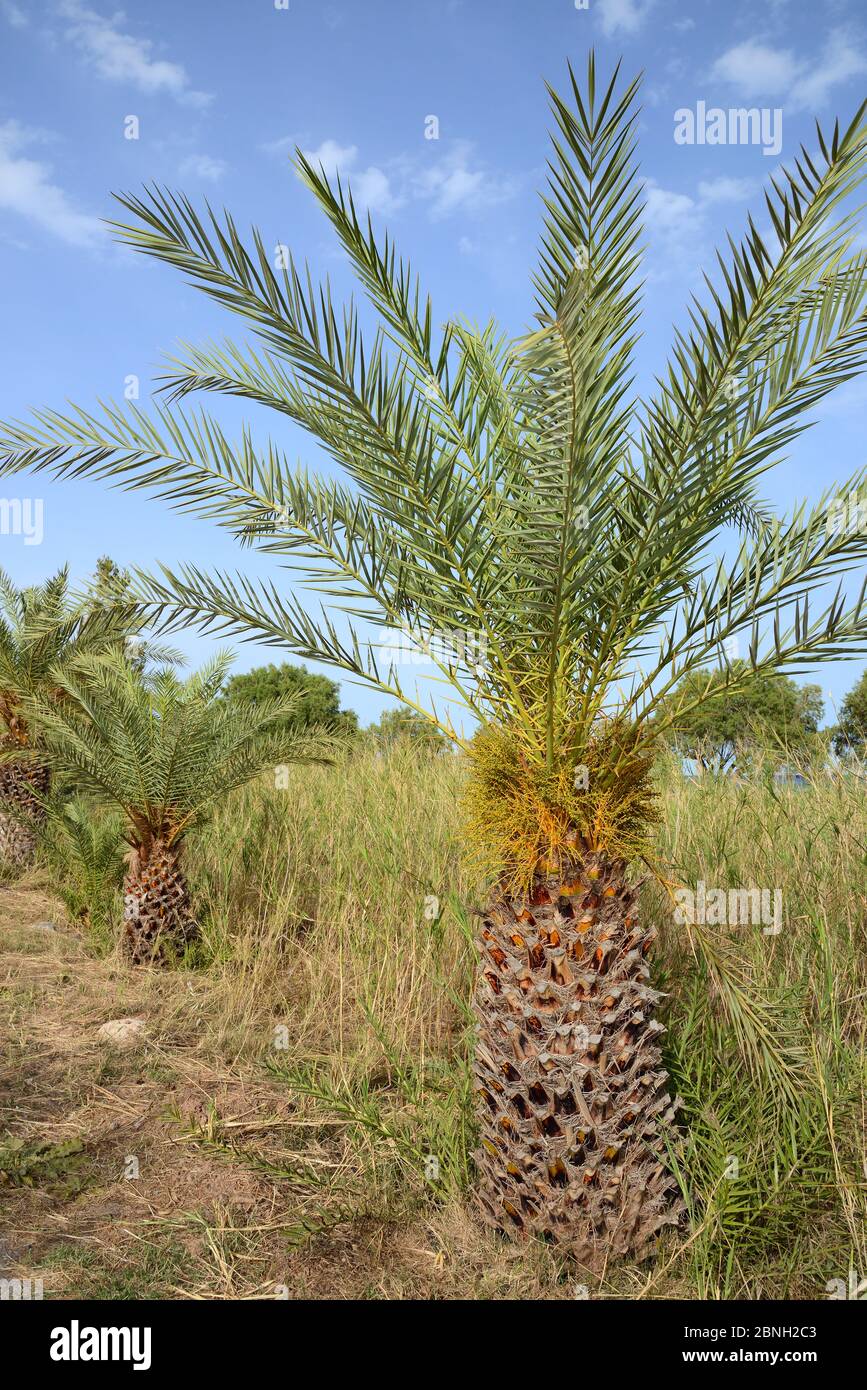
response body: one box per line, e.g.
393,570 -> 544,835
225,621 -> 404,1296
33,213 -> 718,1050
0,880 -> 569,1300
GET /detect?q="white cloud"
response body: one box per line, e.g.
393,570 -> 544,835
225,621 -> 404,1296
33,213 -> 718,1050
696,176 -> 757,204
58,0 -> 211,107
178,153 -> 227,183
711,29 -> 867,110
791,28 -> 867,109
597,0 -> 655,38
351,165 -> 400,214
260,135 -> 296,158
644,181 -> 702,241
0,228 -> 30,250
288,137 -> 515,220
643,174 -> 758,277
0,121 -> 102,248
0,1 -> 28,27
411,140 -> 517,218
301,139 -> 358,178
642,181 -> 704,285
711,40 -> 796,96
300,140 -> 400,213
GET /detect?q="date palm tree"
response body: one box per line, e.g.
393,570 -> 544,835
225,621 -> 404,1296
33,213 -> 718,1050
3,57 -> 867,1265
0,566 -> 139,869
15,651 -> 333,964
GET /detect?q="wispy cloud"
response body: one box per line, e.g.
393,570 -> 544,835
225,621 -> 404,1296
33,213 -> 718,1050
298,139 -> 358,178
0,120 -> 102,248
710,28 -> 867,110
597,0 -> 655,38
696,176 -> 758,204
278,136 -> 518,220
0,0 -> 28,27
644,181 -> 703,246
816,373 -> 867,417
178,153 -> 227,183
57,0 -> 212,107
410,140 -> 517,218
711,40 -> 799,97
260,135 -> 298,158
790,28 -> 867,109
643,173 -> 757,278
300,139 -> 403,214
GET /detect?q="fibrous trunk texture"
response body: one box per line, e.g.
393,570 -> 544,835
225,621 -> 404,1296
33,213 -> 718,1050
123,838 -> 195,966
473,850 -> 684,1271
0,757 -> 49,869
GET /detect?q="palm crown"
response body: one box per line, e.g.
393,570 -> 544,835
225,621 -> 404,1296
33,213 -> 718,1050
20,650 -> 331,848
2,56 -> 867,880
0,565 -> 141,747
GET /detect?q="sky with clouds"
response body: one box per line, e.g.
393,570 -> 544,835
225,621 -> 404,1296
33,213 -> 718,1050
1,0 -> 866,725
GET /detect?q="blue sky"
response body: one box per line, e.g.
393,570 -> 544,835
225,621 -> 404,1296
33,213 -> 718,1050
1,0 -> 866,728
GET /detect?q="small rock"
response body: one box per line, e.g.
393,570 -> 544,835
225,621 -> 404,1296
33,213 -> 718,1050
96,1018 -> 148,1048
31,921 -> 59,932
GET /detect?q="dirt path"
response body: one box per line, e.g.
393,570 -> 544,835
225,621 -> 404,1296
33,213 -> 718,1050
0,882 -> 369,1299
0,882 -> 573,1300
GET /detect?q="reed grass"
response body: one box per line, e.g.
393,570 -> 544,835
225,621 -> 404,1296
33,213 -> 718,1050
41,743 -> 867,1297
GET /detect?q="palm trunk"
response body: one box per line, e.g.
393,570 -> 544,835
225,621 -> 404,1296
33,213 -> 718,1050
473,848 -> 684,1270
0,758 -> 50,869
122,837 -> 196,965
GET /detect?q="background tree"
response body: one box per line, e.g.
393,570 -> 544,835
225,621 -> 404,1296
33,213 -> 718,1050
3,59 -> 867,1268
658,663 -> 823,770
17,651 -> 334,964
222,661 -> 357,735
831,668 -> 867,756
86,555 -> 166,673
89,555 -> 131,606
367,707 -> 450,751
0,566 -> 137,869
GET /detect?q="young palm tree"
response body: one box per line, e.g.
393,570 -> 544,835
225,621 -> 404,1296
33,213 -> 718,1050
0,567 -> 138,868
17,651 -> 333,964
3,57 -> 867,1264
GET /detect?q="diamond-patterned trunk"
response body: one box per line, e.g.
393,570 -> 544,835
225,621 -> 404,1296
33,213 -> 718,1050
123,838 -> 196,965
0,757 -> 49,869
473,850 -> 684,1270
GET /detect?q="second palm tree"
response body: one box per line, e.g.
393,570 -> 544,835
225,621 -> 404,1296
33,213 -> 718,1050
19,651 -> 333,964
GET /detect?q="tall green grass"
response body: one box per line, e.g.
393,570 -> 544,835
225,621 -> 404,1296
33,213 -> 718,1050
43,744 -> 867,1297
646,760 -> 867,1298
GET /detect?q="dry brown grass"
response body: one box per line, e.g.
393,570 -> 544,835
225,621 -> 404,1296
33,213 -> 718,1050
2,744 -> 865,1299
0,877 -> 563,1299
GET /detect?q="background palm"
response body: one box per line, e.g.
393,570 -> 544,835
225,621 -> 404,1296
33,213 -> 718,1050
2,55 -> 867,1263
19,650 -> 334,964
0,565 -> 141,869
